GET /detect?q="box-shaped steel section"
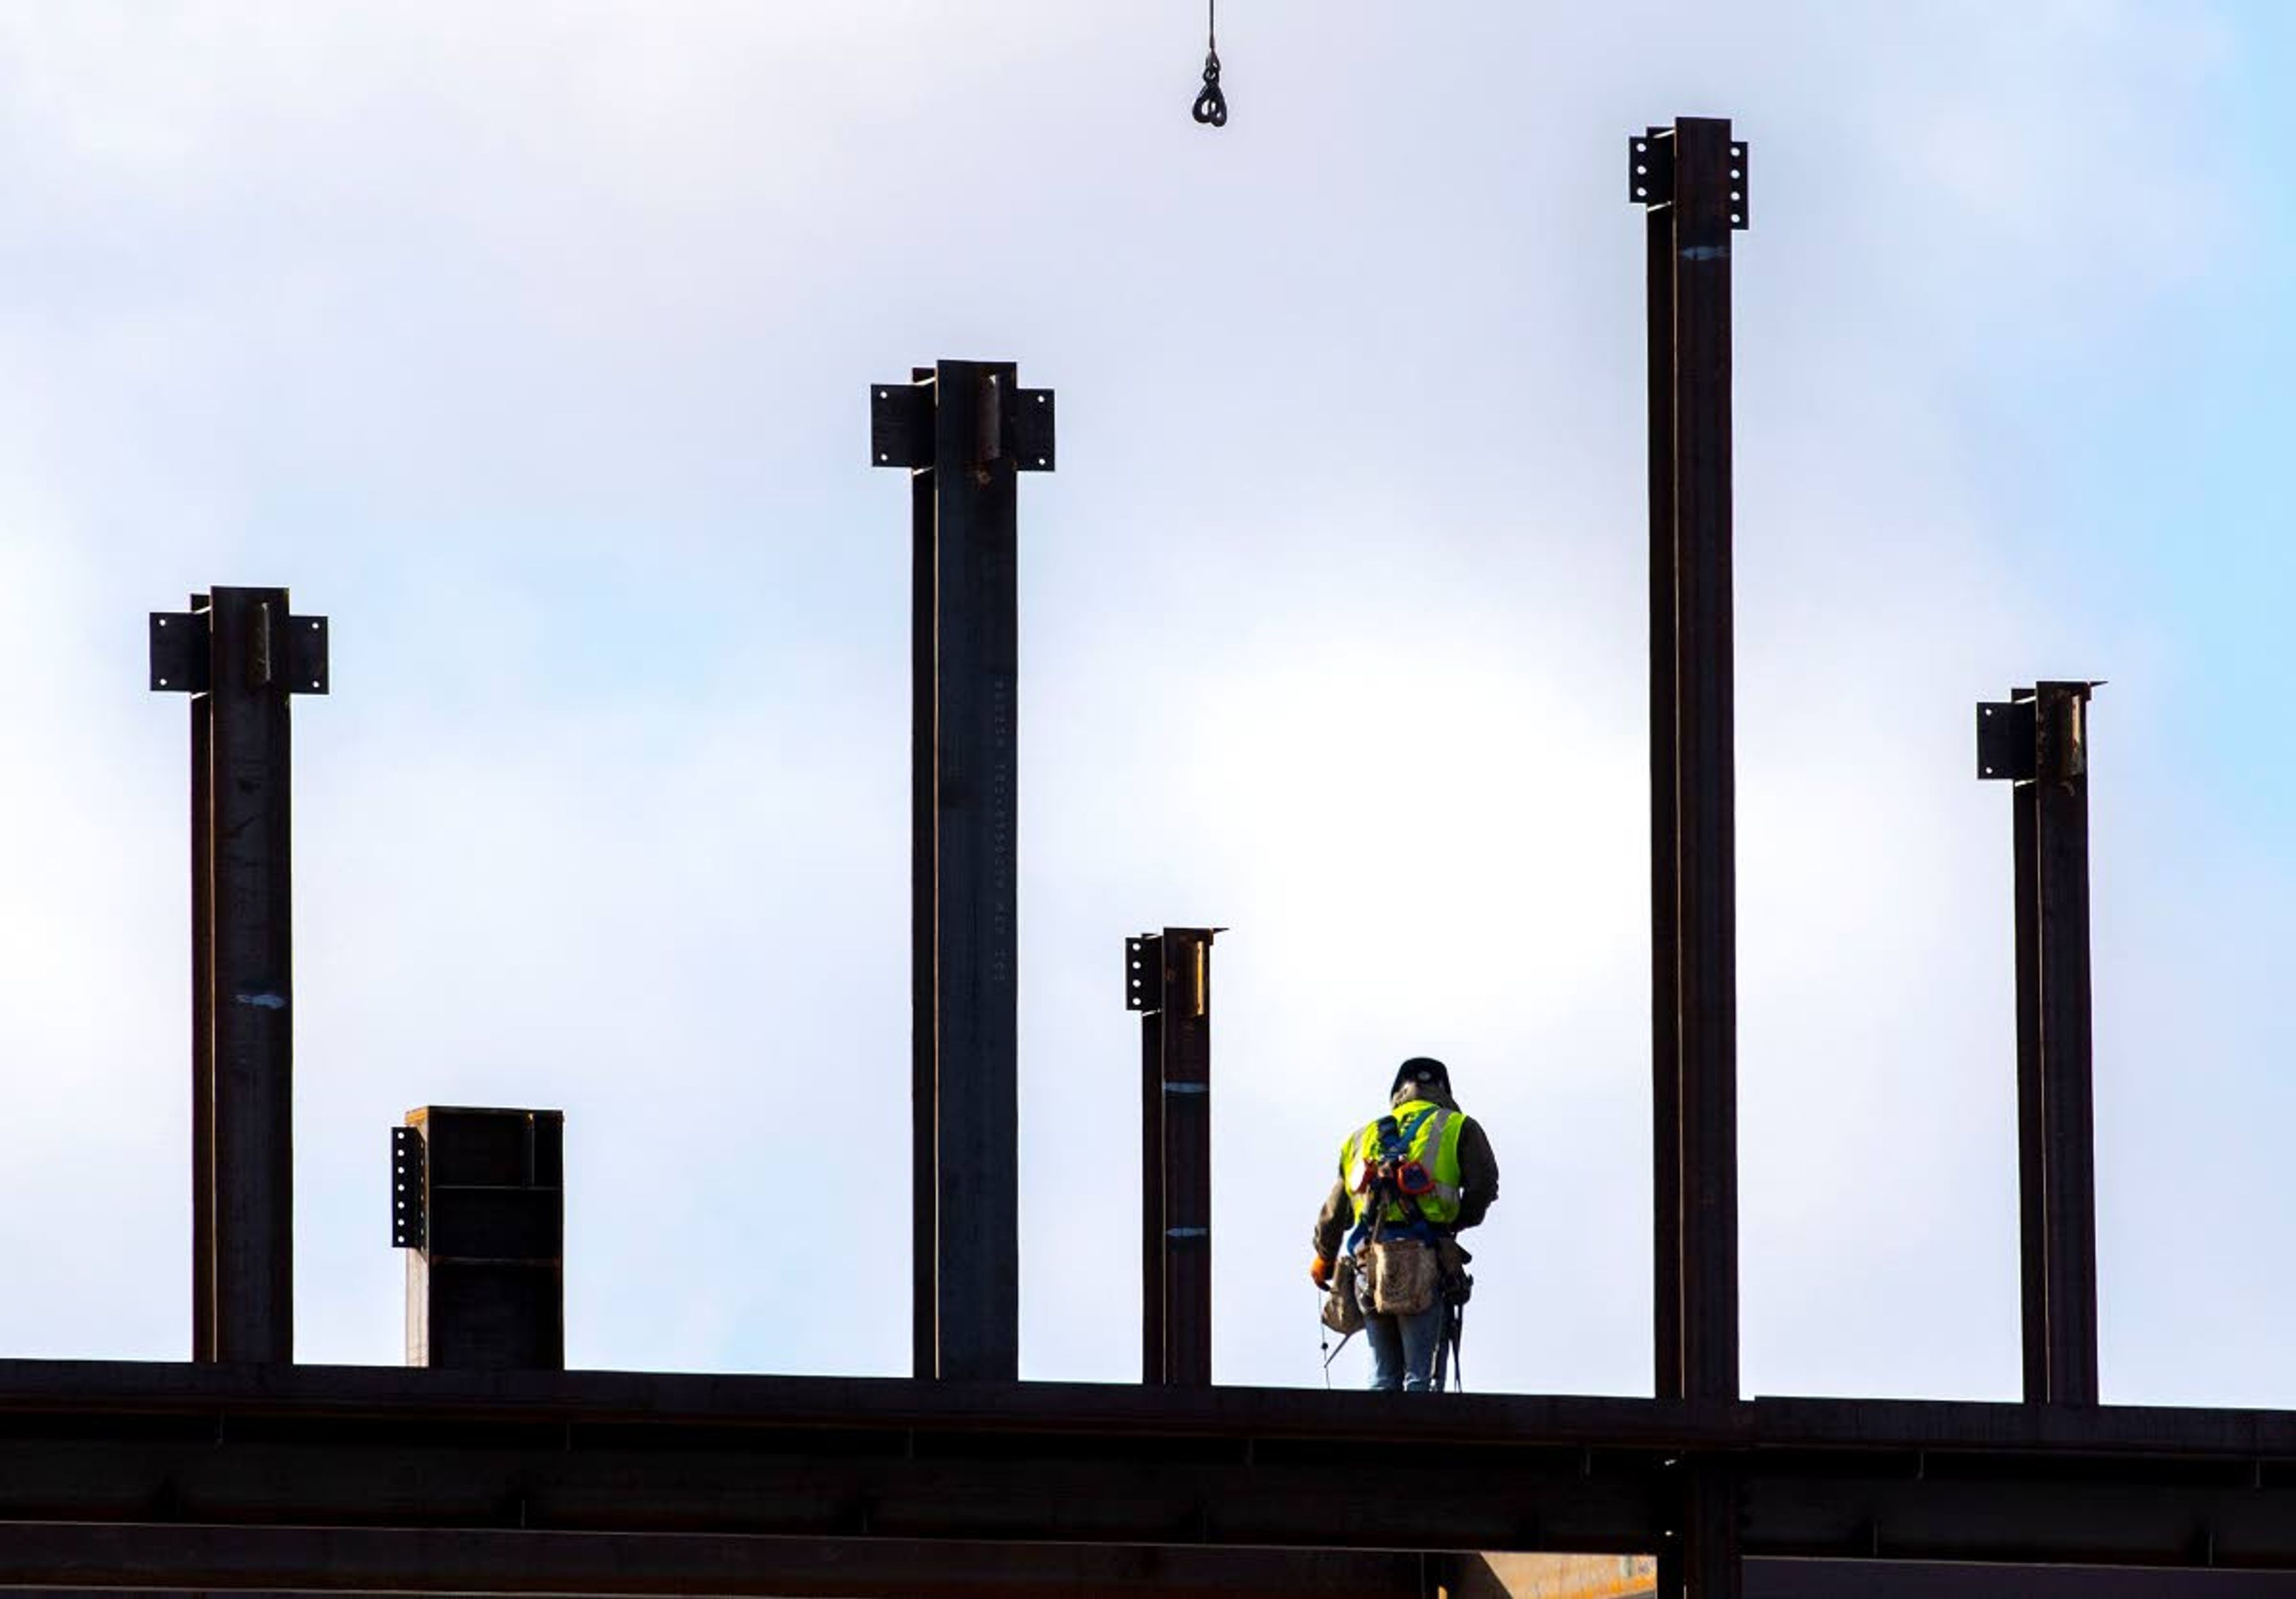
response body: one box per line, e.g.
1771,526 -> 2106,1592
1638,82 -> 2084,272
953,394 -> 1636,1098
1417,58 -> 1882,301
399,1106 -> 564,1371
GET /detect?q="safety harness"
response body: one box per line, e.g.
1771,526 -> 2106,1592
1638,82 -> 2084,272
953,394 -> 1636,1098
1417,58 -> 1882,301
1330,1105 -> 1475,1391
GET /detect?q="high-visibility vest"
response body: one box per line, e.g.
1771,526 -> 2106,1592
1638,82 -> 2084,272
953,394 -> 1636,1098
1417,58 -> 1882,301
1342,1100 -> 1469,1227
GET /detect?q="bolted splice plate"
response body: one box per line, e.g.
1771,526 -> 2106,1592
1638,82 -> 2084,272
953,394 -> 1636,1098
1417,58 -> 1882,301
870,380 -> 934,469
1628,127 -> 1674,207
1976,698 -> 2038,782
391,1124 -> 426,1250
872,377 -> 1056,472
1009,388 -> 1056,472
1626,126 -> 1750,230
149,611 -> 207,693
149,607 -> 330,695
1125,934 -> 1161,1013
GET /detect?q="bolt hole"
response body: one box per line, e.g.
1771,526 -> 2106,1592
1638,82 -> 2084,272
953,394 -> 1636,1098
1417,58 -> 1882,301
157,617 -> 167,628
1636,164 -> 1647,175
157,677 -> 169,686
1732,213 -> 1742,224
1036,456 -> 1046,467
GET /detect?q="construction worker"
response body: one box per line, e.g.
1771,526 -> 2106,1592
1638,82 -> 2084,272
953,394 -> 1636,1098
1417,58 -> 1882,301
1309,1057 -> 1499,1392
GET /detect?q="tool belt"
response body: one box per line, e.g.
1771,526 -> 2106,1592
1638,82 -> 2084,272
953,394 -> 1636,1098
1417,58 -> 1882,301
1320,1253 -> 1366,1335
1437,1236 -> 1474,1306
1364,1237 -> 1438,1317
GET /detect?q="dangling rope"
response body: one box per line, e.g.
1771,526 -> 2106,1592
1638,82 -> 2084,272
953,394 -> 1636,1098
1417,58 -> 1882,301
1191,0 -> 1228,127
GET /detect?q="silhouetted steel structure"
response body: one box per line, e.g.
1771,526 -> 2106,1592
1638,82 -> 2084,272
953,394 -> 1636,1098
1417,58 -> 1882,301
10,1365 -> 2296,1594
21,112 -> 2209,1599
393,1106 -> 566,1369
1630,114 -> 1748,1599
1128,927 -> 1220,1386
872,360 -> 1055,1383
1978,681 -> 2102,1405
148,586 -> 328,1365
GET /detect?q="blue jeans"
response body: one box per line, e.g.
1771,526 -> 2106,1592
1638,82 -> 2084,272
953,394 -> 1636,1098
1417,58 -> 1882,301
1366,1300 -> 1446,1392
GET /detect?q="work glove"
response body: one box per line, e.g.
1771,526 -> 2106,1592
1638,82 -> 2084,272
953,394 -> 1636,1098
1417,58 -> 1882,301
1309,1253 -> 1332,1291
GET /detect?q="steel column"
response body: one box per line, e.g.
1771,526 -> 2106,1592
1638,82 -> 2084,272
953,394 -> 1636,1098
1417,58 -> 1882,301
151,588 -> 328,1365
1127,927 -> 1220,1386
187,597 -> 215,1365
1643,137 -> 1685,1412
394,1107 -> 566,1370
1978,682 -> 2100,1405
872,362 -> 1055,1383
1630,118 -> 1747,1409
1632,112 -> 1749,1599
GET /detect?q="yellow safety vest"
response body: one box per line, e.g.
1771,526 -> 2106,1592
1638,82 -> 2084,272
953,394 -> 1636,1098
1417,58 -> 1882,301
1342,1099 -> 1469,1227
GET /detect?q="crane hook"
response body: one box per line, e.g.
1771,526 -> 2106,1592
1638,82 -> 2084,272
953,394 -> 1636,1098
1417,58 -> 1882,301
1192,51 -> 1227,127
1189,0 -> 1227,127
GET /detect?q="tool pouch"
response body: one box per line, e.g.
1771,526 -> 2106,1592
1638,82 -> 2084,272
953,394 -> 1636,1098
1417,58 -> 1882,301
1436,1237 -> 1474,1304
1320,1254 -> 1366,1335
1369,1239 -> 1437,1317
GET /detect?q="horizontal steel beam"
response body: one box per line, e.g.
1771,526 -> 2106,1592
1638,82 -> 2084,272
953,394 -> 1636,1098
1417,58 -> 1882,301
16,1560 -> 2294,1599
1748,1563 -> 2296,1599
11,1362 -> 2296,1578
0,1525 -> 1440,1598
16,1361 -> 2296,1458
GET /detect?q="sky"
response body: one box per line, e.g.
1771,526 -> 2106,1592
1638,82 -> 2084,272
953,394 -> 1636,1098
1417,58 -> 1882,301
1,1 -> 2292,1407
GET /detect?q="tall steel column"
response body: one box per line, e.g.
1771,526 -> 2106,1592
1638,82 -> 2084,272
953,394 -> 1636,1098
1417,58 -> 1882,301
1977,681 -> 2100,1405
150,587 -> 328,1364
1629,115 -> 1747,1407
1631,115 -> 1749,1599
1126,927 -> 1219,1387
872,361 -> 1055,1382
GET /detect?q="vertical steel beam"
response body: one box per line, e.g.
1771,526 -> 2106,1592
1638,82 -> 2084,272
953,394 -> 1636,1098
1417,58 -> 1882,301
151,587 -> 328,1365
186,595 -> 215,1365
1134,938 -> 1167,1385
207,588 -> 295,1363
1979,682 -> 2100,1405
395,1107 -> 566,1370
2012,777 -> 2048,1403
1126,928 -> 1219,1387
1630,117 -> 1748,1413
1642,134 -> 1686,1410
1632,114 -> 1748,1599
1681,1466 -> 1744,1599
872,361 -> 1055,1383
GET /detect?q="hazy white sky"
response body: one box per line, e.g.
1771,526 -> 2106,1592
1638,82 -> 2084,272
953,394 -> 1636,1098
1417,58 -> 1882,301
2,1 -> 2292,1406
